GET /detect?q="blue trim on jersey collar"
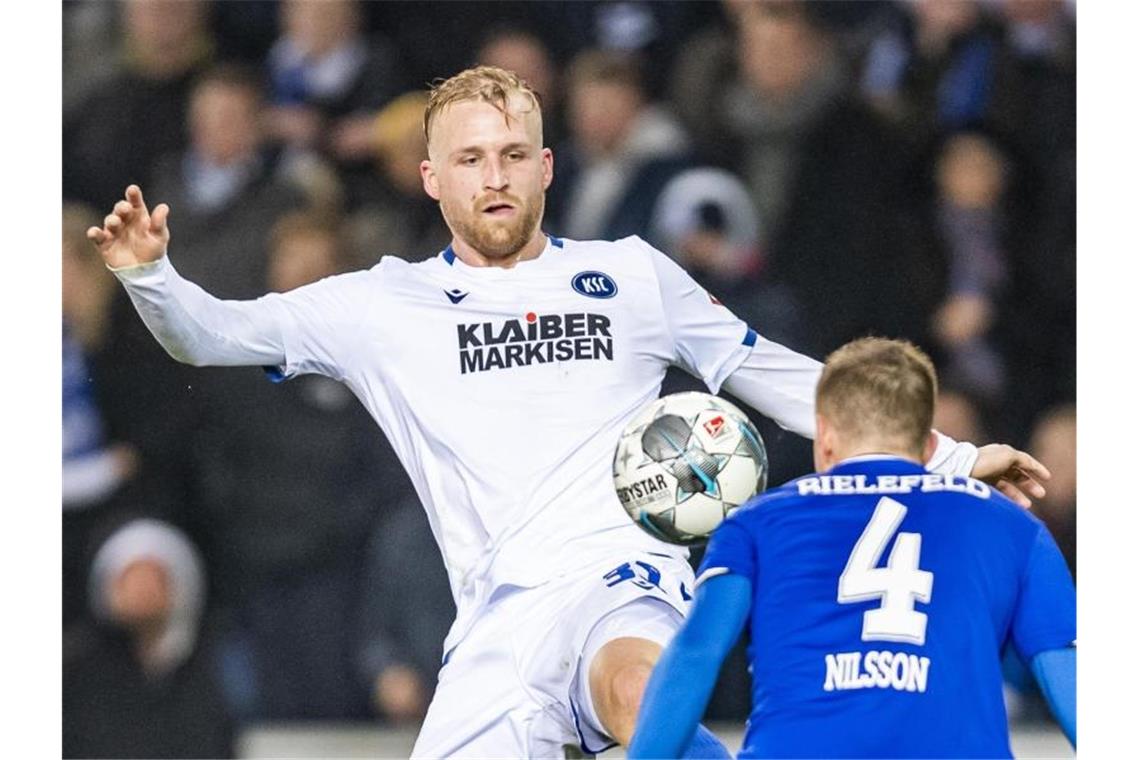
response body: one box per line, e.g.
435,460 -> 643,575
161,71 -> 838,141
440,233 -> 562,266
743,327 -> 758,347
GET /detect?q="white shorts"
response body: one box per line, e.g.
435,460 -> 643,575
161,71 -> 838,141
410,551 -> 693,759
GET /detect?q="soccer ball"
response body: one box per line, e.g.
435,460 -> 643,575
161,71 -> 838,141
613,392 -> 768,545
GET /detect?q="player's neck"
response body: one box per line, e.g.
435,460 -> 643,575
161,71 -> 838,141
826,443 -> 924,470
450,230 -> 547,269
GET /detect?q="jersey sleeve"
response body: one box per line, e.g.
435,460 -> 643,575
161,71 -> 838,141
695,514 -> 756,587
260,267 -> 378,382
1010,525 -> 1077,660
637,237 -> 754,393
112,253 -> 378,383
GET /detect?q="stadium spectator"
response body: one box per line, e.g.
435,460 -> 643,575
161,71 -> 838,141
933,387 -> 989,446
988,1 -> 1076,443
64,0 -> 214,209
148,64 -> 306,300
191,211 -> 414,721
62,1 -> 121,114
62,203 -> 141,627
545,50 -> 692,241
476,24 -> 567,148
928,128 -> 1012,401
63,518 -> 233,759
263,0 -> 404,207
345,92 -> 452,266
671,0 -> 945,358
859,1 -> 1007,147
354,496 -> 456,724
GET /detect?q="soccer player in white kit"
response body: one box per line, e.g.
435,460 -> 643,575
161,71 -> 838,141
87,66 -> 1050,758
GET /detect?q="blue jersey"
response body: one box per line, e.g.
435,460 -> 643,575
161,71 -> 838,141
698,456 -> 1076,759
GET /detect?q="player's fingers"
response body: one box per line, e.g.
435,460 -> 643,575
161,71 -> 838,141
150,203 -> 170,233
104,213 -> 123,233
1009,467 -> 1047,499
86,226 -> 107,245
1011,450 -> 1051,482
127,184 -> 146,209
113,200 -> 134,221
994,479 -> 1031,510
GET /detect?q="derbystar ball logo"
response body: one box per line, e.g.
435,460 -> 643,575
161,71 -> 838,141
457,311 -> 614,374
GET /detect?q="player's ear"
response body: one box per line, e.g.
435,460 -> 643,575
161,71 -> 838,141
541,147 -> 554,190
923,430 -> 939,465
813,414 -> 831,473
422,159 -> 440,201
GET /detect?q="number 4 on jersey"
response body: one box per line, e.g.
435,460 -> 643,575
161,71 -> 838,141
838,497 -> 934,645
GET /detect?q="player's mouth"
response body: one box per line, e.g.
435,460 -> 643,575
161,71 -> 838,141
480,201 -> 518,218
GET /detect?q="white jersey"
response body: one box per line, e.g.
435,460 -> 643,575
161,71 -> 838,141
113,234 -> 977,655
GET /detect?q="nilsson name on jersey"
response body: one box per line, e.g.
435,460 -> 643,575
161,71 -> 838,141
797,473 -> 991,498
457,312 -> 614,374
823,650 -> 931,693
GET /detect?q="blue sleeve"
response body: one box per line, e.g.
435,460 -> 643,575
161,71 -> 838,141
1010,525 -> 1076,660
696,515 -> 756,587
1030,647 -> 1076,748
628,574 -> 752,759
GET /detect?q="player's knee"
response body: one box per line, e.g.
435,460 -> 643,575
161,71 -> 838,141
589,640 -> 660,744
613,658 -> 654,710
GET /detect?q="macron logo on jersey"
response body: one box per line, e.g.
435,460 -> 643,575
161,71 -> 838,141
457,311 -> 614,374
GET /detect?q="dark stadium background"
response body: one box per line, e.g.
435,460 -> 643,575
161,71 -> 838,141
61,1 -> 1076,756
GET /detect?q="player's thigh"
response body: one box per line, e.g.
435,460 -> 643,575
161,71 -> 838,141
412,587 -> 579,759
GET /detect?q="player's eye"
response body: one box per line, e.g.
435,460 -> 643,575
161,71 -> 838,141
461,155 -> 479,166
507,151 -> 525,161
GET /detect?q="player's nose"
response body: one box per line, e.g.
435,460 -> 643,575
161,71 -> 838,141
483,156 -> 509,191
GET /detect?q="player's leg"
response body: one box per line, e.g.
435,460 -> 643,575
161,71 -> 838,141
411,584 -> 583,759
577,598 -> 732,757
587,634 -> 659,745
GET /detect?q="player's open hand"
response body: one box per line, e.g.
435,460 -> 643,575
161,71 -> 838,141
971,444 -> 1051,509
86,185 -> 170,269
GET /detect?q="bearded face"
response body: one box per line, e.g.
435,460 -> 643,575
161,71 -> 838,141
439,185 -> 546,260
422,95 -> 553,264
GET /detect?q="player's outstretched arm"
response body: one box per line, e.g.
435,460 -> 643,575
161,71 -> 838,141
627,574 -> 751,759
1030,647 -> 1076,748
88,185 -> 288,369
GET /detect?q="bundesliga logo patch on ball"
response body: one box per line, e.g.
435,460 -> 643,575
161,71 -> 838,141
613,392 -> 769,545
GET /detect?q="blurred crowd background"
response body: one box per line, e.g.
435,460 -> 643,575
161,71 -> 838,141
61,1 -> 1076,757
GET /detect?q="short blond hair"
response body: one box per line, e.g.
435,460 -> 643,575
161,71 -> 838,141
816,337 -> 938,455
423,65 -> 542,146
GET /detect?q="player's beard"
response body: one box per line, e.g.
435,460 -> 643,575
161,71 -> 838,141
442,191 -> 545,260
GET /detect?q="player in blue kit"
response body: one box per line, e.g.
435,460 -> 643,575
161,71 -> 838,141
629,338 -> 1076,759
